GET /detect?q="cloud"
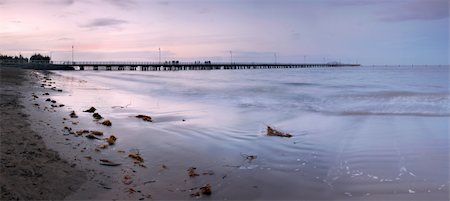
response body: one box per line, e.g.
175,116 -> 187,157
58,37 -> 73,41
379,0 -> 449,22
104,0 -> 136,8
327,0 -> 391,7
157,1 -> 169,6
43,0 -> 75,6
80,18 -> 128,28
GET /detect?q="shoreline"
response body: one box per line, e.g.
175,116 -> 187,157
0,67 -> 86,200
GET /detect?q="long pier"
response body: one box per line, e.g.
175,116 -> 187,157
0,60 -> 360,70
55,61 -> 360,71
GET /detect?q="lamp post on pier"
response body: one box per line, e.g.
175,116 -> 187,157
229,50 -> 233,64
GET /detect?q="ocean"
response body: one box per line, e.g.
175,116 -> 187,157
50,66 -> 449,200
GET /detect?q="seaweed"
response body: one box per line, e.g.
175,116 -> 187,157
187,167 -> 199,177
99,159 -> 121,166
83,107 -> 96,113
106,135 -> 117,145
191,184 -> 212,196
267,126 -> 292,138
101,120 -> 112,126
129,152 -> 144,163
136,114 -> 152,122
93,113 -> 103,120
69,111 -> 78,118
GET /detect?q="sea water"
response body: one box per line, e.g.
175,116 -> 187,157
51,66 -> 449,200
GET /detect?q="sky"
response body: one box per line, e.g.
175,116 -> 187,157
0,0 -> 448,65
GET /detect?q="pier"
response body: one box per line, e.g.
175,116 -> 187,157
56,61 -> 360,71
0,60 -> 360,70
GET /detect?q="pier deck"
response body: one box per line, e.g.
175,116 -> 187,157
1,61 -> 360,70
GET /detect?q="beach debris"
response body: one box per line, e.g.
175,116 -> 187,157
267,126 -> 292,138
98,144 -> 108,149
75,129 -> 89,136
90,130 -> 103,136
93,112 -> 103,120
202,170 -> 215,176
101,120 -> 112,126
70,111 -> 78,118
86,134 -> 101,140
122,175 -> 133,185
143,180 -> 156,185
191,184 -> 212,196
83,107 -> 96,113
84,156 -> 92,160
99,159 -> 121,166
126,188 -> 136,194
241,153 -> 257,162
136,114 -> 152,122
32,94 -> 39,99
187,167 -> 199,177
106,135 -> 117,145
129,152 -> 144,163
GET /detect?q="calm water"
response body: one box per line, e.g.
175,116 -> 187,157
51,66 -> 449,200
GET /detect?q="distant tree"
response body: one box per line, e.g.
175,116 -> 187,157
0,54 -> 28,63
30,53 -> 50,63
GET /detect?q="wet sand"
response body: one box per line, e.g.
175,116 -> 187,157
0,67 -> 86,200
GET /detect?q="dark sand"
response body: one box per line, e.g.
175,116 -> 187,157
0,67 -> 86,200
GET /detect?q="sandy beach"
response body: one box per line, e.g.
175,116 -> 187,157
0,67 -> 86,200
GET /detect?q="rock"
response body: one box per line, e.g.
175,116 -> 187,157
83,107 -> 96,113
45,98 -> 51,102
42,93 -> 49,96
101,120 -> 112,126
136,114 -> 152,122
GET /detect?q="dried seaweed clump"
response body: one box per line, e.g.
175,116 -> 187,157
102,120 -> 112,126
106,135 -> 117,145
267,126 -> 292,138
136,114 -> 152,122
70,111 -> 78,118
83,107 -> 96,113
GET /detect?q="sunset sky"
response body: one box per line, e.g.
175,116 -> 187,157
0,0 -> 448,65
